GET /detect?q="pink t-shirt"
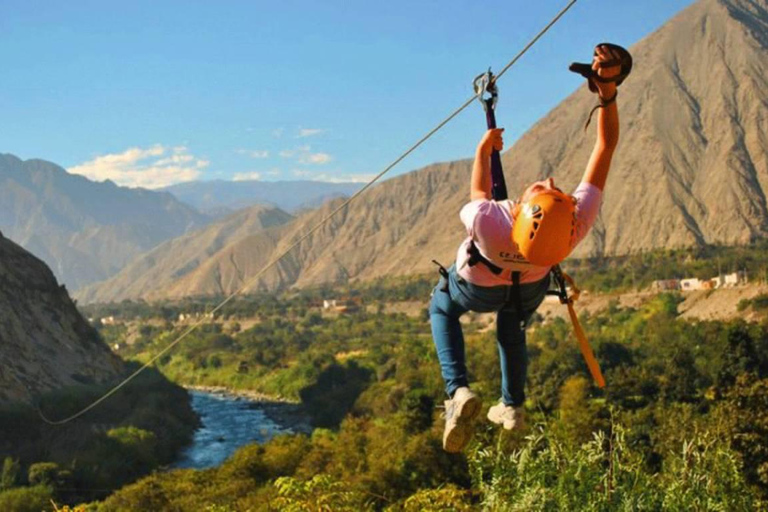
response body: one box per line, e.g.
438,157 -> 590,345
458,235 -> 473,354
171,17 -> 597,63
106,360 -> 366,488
456,182 -> 602,286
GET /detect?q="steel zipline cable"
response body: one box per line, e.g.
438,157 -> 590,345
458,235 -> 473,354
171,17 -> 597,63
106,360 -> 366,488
38,0 -> 580,425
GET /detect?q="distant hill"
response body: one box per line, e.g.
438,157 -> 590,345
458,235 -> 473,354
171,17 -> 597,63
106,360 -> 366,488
162,180 -> 362,214
79,0 -> 768,302
76,205 -> 293,303
0,232 -> 122,405
0,155 -> 210,290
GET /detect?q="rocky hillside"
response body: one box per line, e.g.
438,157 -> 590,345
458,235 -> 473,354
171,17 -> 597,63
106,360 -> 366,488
500,0 -> 768,255
79,0 -> 768,302
0,155 -> 209,290
0,232 -> 123,405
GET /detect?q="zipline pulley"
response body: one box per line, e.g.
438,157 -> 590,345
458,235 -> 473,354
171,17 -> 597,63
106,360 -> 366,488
472,68 -> 498,113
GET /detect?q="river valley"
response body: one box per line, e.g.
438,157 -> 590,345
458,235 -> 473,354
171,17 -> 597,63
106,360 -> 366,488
173,390 -> 312,469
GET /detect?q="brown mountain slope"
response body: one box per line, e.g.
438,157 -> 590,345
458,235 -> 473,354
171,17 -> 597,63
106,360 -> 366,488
501,0 -> 768,255
80,0 -> 768,302
75,205 -> 293,303
0,233 -> 122,405
0,155 -> 209,290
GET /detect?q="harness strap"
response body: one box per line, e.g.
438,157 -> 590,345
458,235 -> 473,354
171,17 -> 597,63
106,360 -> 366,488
466,240 -> 504,275
511,270 -> 523,313
551,266 -> 606,388
432,260 -> 450,292
583,90 -> 618,131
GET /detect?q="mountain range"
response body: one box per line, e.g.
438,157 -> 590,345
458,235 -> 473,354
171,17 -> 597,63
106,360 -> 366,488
59,0 -> 768,302
162,179 -> 362,215
0,155 -> 210,290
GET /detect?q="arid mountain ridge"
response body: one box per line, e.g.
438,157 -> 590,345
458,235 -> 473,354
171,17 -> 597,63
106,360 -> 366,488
0,157 -> 358,291
78,0 -> 768,303
0,154 -> 209,290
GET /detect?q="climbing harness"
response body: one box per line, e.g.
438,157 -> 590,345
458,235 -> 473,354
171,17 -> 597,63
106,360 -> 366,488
39,0 -> 581,426
569,42 -> 633,129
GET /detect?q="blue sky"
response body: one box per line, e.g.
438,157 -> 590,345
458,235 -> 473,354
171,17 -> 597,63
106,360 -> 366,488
0,0 -> 695,188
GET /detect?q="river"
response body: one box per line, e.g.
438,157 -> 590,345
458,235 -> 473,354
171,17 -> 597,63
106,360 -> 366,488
173,390 -> 312,469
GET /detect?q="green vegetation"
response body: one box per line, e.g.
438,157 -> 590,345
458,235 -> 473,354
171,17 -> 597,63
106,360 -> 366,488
71,289 -> 768,510
0,367 -> 196,507
738,293 -> 768,313
561,242 -> 765,292
9,242 -> 768,509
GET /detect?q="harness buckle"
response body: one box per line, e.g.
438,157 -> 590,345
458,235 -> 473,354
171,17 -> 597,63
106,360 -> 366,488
550,265 -> 570,305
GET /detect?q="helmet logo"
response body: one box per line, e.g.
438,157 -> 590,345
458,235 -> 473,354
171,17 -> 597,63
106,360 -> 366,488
522,203 -> 542,217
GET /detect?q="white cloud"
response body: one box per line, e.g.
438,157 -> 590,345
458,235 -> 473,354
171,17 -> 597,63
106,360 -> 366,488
232,172 -> 262,182
272,127 -> 285,138
291,169 -> 374,183
236,149 -> 269,159
299,152 -> 332,165
68,145 -> 207,189
298,128 -> 325,138
279,145 -> 310,159
280,145 -> 332,165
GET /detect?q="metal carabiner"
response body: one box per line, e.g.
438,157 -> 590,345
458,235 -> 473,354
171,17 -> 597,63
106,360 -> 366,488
473,68 -> 498,112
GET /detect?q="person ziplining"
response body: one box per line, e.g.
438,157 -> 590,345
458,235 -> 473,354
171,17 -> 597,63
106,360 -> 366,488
431,43 -> 633,453
39,1 -> 601,427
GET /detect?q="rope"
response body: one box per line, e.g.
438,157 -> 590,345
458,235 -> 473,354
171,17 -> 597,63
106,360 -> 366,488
39,0 -> 581,425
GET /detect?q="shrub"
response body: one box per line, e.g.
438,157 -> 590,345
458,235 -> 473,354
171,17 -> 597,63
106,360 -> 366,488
0,485 -> 54,512
273,474 -> 373,511
27,462 -> 61,487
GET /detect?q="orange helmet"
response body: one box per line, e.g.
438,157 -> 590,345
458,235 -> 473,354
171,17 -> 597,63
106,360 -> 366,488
512,190 -> 577,267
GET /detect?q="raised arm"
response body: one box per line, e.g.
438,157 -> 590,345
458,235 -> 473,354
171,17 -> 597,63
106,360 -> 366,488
471,128 -> 504,201
582,45 -> 622,192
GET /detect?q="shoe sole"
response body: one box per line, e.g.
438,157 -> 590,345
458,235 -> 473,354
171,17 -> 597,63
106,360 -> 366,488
487,409 -> 522,431
443,395 -> 481,453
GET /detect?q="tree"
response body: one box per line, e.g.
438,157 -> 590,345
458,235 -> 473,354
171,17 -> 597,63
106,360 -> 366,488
718,376 -> 768,497
717,325 -> 760,393
553,376 -> 606,448
401,389 -> 434,434
0,458 -> 20,490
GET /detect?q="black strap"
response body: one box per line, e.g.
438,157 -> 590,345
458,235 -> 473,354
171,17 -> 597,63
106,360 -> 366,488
584,90 -> 618,131
484,97 -> 508,202
511,271 -> 523,312
432,260 -> 450,292
546,264 -> 570,305
466,240 -> 503,275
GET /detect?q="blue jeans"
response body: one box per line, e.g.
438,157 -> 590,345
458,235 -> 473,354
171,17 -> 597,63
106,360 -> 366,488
429,265 -> 550,406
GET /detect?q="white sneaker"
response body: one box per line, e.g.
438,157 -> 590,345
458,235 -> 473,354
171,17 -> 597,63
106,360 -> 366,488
442,387 -> 481,453
487,402 -> 525,431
